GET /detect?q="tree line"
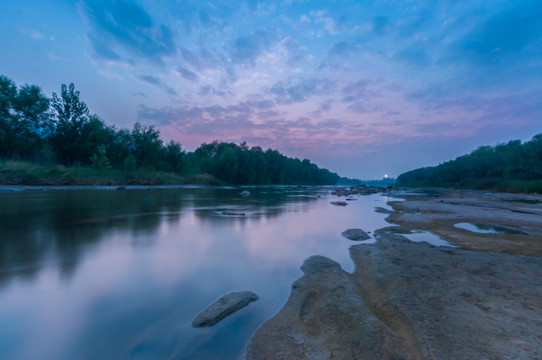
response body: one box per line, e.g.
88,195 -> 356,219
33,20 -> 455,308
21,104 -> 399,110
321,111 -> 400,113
396,135 -> 542,192
0,75 -> 339,185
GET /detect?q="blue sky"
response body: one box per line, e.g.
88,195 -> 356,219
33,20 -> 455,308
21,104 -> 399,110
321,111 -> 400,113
1,0 -> 541,179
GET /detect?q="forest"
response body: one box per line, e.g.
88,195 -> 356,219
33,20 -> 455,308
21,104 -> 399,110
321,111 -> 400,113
396,136 -> 542,193
0,75 -> 339,185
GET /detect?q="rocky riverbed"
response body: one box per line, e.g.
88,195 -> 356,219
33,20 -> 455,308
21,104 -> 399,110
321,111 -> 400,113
245,188 -> 542,359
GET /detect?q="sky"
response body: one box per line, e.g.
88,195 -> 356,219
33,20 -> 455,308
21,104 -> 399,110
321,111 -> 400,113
1,0 -> 541,179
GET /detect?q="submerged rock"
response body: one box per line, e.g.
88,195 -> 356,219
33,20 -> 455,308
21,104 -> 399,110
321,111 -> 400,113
330,201 -> 348,206
341,228 -> 371,241
192,291 -> 259,327
221,211 -> 246,216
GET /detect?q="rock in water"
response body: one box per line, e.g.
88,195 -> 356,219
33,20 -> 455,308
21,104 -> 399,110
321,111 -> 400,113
330,201 -> 348,206
341,228 -> 371,241
192,291 -> 259,327
221,211 -> 246,216
300,255 -> 342,274
240,190 -> 251,196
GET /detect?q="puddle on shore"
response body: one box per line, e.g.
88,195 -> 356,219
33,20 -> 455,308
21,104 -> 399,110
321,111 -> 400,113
454,222 -> 525,235
455,222 -> 501,234
403,231 -> 455,247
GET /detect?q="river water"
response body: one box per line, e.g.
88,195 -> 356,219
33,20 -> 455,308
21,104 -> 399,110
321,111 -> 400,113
0,186 -> 394,360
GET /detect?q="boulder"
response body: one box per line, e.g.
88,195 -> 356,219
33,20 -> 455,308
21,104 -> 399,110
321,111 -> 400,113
341,228 -> 371,241
192,291 -> 259,327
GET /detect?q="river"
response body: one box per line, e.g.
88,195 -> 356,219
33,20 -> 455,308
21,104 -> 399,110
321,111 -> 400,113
0,186 -> 394,359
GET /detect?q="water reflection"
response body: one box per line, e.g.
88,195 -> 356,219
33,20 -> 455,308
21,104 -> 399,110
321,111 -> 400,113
0,186 -> 391,360
0,187 -> 325,286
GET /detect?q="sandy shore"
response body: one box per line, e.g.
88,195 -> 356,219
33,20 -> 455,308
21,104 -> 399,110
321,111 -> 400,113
245,188 -> 542,359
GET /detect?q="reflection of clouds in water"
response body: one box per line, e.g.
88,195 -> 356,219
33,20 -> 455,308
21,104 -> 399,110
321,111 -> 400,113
0,188 -> 393,359
242,194 -> 391,272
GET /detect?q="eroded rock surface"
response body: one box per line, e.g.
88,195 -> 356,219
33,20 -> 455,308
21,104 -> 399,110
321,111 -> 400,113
246,231 -> 542,359
245,254 -> 410,360
192,291 -> 259,327
386,188 -> 542,256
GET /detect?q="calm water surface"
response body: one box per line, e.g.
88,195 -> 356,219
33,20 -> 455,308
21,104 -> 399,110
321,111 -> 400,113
0,186 -> 393,360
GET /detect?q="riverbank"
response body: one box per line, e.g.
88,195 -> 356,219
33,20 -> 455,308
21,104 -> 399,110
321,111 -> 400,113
0,160 -> 220,185
246,188 -> 542,359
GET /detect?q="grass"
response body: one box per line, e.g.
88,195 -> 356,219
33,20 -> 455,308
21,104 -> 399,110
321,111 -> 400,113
0,160 -> 213,185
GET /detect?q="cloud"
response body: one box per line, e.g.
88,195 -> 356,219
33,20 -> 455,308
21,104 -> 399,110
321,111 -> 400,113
19,28 -> 45,40
309,10 -> 345,35
269,77 -> 336,104
341,79 -> 371,103
137,98 -> 344,150
225,29 -> 278,66
177,66 -> 198,82
180,47 -> 219,71
78,0 -> 175,65
136,74 -> 177,95
198,85 -> 227,97
281,37 -> 309,65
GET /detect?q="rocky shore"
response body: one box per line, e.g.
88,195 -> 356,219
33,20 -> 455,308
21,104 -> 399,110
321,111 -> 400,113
246,189 -> 542,359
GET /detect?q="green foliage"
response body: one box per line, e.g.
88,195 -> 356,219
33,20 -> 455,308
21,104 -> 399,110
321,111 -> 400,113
122,154 -> 137,172
90,145 -> 112,170
0,75 -> 340,186
49,83 -> 91,164
397,135 -> 542,193
0,76 -> 50,160
191,141 -> 339,185
130,122 -> 163,170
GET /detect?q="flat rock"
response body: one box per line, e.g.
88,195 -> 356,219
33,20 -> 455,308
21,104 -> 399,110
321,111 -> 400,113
341,228 -> 371,241
192,291 -> 259,327
245,231 -> 542,359
330,201 -> 347,206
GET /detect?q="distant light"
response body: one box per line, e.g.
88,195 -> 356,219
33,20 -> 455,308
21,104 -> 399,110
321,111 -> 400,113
384,174 -> 388,178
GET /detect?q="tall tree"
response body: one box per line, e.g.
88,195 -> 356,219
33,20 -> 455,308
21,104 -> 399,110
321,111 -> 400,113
49,83 -> 90,164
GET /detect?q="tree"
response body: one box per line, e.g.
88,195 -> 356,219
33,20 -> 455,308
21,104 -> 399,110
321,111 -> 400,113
131,122 -> 163,170
162,140 -> 185,173
49,83 -> 90,164
90,145 -> 112,170
0,76 -> 50,160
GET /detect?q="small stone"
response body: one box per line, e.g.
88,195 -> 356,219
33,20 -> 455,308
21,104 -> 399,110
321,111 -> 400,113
192,291 -> 259,327
341,228 -> 371,241
240,190 -> 251,196
221,211 -> 246,216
